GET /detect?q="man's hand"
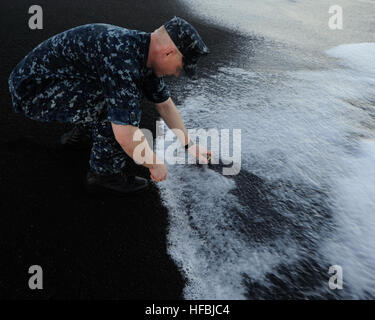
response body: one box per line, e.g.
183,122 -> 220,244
149,163 -> 168,182
112,123 -> 169,182
188,144 -> 212,164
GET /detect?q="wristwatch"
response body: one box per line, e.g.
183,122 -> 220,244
184,139 -> 195,150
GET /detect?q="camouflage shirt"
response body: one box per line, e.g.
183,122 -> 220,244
8,23 -> 171,126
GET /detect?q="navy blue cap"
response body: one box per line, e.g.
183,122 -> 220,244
163,16 -> 210,78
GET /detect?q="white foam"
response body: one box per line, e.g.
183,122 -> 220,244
159,43 -> 375,297
323,139 -> 375,298
157,147 -> 301,299
160,3 -> 375,298
326,43 -> 375,75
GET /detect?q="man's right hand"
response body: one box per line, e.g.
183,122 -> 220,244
149,163 -> 168,182
111,123 -> 167,182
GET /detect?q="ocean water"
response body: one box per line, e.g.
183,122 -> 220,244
156,1 -> 375,299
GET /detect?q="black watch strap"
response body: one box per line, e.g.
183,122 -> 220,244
185,139 -> 195,150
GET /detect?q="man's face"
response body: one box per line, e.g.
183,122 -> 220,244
154,48 -> 183,78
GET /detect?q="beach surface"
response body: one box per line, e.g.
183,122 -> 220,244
1,0 -> 375,300
159,0 -> 375,299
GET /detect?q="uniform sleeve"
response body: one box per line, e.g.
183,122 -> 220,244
142,72 -> 171,104
96,56 -> 142,127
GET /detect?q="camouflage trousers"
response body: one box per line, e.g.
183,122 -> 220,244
8,73 -> 131,176
80,120 -> 130,175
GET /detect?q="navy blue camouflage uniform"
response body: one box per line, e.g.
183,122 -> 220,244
8,23 -> 170,175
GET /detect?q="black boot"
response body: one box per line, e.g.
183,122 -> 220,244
85,170 -> 149,195
61,125 -> 91,148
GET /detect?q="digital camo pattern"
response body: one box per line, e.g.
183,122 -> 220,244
163,16 -> 210,77
8,23 -> 171,174
87,119 -> 130,175
8,23 -> 170,126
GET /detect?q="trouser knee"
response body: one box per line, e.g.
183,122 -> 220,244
89,120 -> 128,175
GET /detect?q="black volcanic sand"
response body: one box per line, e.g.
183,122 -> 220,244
0,0 -> 253,299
